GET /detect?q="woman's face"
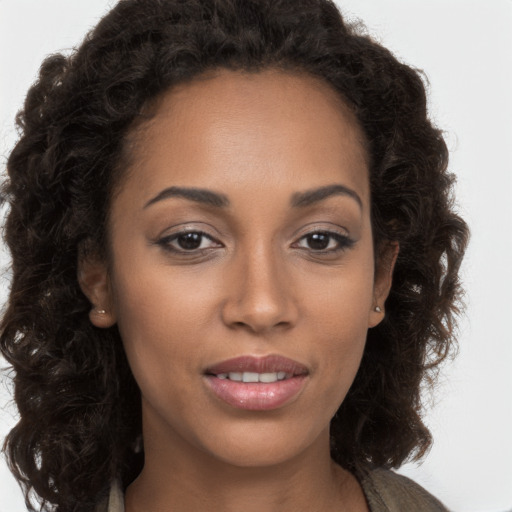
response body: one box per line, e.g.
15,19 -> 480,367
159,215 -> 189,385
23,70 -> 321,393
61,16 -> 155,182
82,70 -> 393,468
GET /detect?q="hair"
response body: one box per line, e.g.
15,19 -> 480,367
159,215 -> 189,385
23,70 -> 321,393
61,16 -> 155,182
0,0 -> 468,510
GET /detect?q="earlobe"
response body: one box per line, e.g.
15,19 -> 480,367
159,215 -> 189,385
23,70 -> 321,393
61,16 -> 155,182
88,306 -> 116,328
77,253 -> 117,328
368,242 -> 399,328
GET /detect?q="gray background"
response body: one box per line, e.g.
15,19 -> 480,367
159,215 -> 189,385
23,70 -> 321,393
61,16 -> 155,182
1,1 -> 511,510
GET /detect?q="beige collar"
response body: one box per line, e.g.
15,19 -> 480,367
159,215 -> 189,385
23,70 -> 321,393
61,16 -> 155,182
107,480 -> 124,512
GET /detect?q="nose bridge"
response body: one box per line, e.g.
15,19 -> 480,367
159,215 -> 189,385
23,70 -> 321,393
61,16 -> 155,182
222,235 -> 297,333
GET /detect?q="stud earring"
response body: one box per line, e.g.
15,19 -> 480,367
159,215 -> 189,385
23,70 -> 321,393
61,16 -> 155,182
374,306 -> 382,313
95,308 -> 106,315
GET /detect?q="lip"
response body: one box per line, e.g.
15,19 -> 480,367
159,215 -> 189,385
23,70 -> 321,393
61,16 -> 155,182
205,355 -> 309,376
204,355 -> 309,411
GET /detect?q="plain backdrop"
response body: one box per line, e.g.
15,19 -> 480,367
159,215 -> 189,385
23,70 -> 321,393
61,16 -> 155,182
1,1 -> 511,511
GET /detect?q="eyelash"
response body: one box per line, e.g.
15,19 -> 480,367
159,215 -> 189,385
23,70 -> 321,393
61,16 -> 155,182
156,229 -> 354,256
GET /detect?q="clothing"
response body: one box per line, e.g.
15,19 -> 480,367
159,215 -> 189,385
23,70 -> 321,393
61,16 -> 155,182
96,468 -> 447,511
359,468 -> 448,511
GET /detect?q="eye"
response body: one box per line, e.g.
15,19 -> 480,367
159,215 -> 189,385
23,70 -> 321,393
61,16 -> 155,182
294,231 -> 354,253
157,231 -> 222,253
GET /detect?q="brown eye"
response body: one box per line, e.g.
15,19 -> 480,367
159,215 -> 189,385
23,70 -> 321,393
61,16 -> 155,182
157,231 -> 222,253
176,232 -> 204,250
305,233 -> 331,250
295,231 -> 354,253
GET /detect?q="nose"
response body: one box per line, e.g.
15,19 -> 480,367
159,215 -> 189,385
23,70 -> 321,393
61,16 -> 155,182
220,242 -> 299,335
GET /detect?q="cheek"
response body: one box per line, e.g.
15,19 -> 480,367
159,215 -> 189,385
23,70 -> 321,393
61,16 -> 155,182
111,244 -> 214,339
111,277 -> 216,433
108,263 -> 201,397
305,251 -> 375,333
303,256 -> 375,394
307,313 -> 369,422
109,254 -> 234,410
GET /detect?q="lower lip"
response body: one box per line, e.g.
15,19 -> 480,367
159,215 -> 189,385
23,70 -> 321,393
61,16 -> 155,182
204,375 -> 307,411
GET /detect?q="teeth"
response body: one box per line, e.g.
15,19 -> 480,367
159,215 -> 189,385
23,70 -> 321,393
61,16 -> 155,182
259,372 -> 278,383
242,372 -> 259,383
219,372 -> 290,382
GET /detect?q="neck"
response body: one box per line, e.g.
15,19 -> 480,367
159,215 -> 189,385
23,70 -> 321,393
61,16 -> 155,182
125,446 -> 367,512
124,406 -> 368,512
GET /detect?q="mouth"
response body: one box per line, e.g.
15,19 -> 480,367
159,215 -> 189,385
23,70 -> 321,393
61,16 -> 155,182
204,355 -> 309,411
214,371 -> 292,383
205,354 -> 309,377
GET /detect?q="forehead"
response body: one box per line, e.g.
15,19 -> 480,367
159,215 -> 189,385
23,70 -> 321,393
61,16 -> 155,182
120,69 -> 370,209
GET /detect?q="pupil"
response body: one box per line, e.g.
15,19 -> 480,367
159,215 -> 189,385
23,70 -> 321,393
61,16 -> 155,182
308,233 -> 329,250
178,233 -> 202,250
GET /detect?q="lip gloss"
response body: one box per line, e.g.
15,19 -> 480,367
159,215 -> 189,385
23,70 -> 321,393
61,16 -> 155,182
204,355 -> 309,411
205,375 -> 307,410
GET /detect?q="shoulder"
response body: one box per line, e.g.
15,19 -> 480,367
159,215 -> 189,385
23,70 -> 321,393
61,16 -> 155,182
359,468 -> 448,512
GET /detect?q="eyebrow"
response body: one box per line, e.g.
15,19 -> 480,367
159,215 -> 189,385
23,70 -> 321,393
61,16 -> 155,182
144,183 -> 362,210
290,184 -> 363,210
144,186 -> 230,209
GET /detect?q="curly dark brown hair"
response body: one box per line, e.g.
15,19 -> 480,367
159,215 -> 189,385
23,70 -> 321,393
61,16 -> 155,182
0,0 -> 468,510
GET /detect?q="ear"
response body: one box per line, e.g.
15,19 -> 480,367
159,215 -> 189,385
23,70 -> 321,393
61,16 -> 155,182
368,241 -> 399,328
77,251 -> 117,328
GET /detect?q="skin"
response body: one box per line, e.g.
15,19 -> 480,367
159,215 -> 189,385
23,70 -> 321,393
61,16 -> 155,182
80,69 -> 397,512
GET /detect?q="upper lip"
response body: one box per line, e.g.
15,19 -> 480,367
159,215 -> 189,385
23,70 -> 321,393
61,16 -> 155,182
205,355 -> 309,376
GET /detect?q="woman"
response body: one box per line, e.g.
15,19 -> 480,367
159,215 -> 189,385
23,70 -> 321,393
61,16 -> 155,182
0,0 -> 468,511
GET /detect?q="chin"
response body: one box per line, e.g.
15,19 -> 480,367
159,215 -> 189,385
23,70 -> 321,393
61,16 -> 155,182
196,419 -> 327,469
210,444 -> 304,469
